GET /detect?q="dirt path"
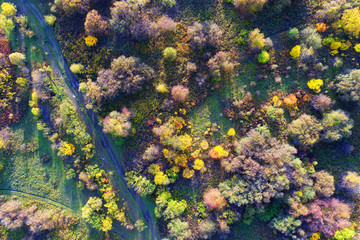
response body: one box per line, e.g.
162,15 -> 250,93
9,1 -> 158,239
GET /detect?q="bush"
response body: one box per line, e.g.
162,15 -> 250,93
233,0 -> 268,15
163,47 -> 177,61
158,15 -> 177,33
247,28 -> 265,51
341,172 -> 360,198
290,45 -> 301,59
307,78 -> 323,93
334,69 -> 360,102
8,52 -> 25,65
311,94 -> 333,111
197,219 -> 216,239
287,114 -> 323,148
288,28 -> 299,40
315,0 -> 346,21
171,85 -> 189,102
300,45 -> 315,62
85,35 -> 98,47
160,0 -> 176,7
301,27 -> 322,50
44,14 -> 56,26
257,50 -> 270,63
167,218 -> 191,240
313,170 -> 335,197
187,22 -> 223,50
102,109 -> 132,138
321,110 -> 353,142
203,188 -> 227,210
1,3 -> 17,17
271,216 -> 301,236
70,63 -> 84,74
208,51 -> 235,78
125,171 -> 156,197
55,0 -> 90,15
84,10 -> 110,36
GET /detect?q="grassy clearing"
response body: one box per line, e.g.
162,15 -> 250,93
0,109 -> 88,211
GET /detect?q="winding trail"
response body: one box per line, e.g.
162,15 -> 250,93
10,1 -> 158,239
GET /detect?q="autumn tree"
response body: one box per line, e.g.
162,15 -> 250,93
203,188 -> 227,211
55,0 -> 91,15
171,85 -> 189,102
336,7 -> 360,38
234,0 -> 268,16
247,28 -> 265,51
102,109 -> 132,138
84,10 -> 110,36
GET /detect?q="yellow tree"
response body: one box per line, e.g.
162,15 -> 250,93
336,7 -> 360,38
1,3 -> 17,17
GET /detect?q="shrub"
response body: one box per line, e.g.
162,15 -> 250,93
288,28 -> 299,40
300,45 -> 315,62
157,15 -> 177,33
59,141 -> 75,156
187,22 -> 223,50
167,218 -> 191,240
203,188 -> 227,210
208,51 -> 235,78
307,78 -> 323,93
290,45 -> 301,59
321,110 -> 353,142
163,47 -> 177,61
102,110 -> 132,138
129,19 -> 160,41
334,227 -> 356,240
84,10 -> 110,36
313,170 -> 335,197
110,0 -> 139,33
341,171 -> 360,198
315,0 -> 346,21
56,0 -> 90,15
94,56 -> 154,97
156,83 -> 169,93
160,0 -> 176,7
171,85 -> 189,102
44,14 -> 56,26
271,216 -> 301,236
193,159 -> 205,170
142,145 -> 160,161
287,114 -> 323,148
257,50 -> 270,63
334,69 -> 360,102
70,63 -> 84,74
1,3 -> 17,17
316,22 -> 328,32
311,94 -> 333,111
125,171 -> 156,196
247,28 -> 265,51
8,52 -> 25,65
85,35 -> 98,47
354,44 -> 360,52
301,27 -> 322,50
233,0 -> 268,15
198,219 -> 216,239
